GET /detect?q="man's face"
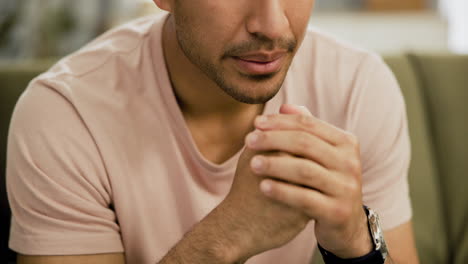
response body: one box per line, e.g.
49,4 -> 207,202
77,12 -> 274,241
170,0 -> 315,104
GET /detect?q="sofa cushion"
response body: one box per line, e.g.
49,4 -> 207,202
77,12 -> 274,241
409,53 -> 468,264
385,54 -> 447,263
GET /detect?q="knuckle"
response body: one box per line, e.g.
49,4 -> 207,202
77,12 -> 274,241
296,133 -> 312,151
343,180 -> 359,194
300,193 -> 314,212
316,173 -> 327,191
345,158 -> 362,176
297,114 -> 315,128
297,163 -> 312,183
300,163 -> 322,188
343,132 -> 359,145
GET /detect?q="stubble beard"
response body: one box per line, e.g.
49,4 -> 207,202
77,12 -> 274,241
174,17 -> 296,105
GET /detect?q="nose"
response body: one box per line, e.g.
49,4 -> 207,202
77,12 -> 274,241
246,0 -> 290,41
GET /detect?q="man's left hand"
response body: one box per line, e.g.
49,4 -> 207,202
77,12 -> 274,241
245,104 -> 373,258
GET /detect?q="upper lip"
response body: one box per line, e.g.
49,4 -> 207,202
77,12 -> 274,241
234,51 -> 287,63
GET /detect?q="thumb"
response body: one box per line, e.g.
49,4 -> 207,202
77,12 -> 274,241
279,104 -> 312,116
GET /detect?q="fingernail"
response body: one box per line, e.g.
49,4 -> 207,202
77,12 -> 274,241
260,181 -> 272,194
255,116 -> 268,127
251,156 -> 264,172
246,132 -> 259,147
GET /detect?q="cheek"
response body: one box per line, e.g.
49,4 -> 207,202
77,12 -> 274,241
203,11 -> 243,51
287,1 -> 315,37
177,4 -> 240,59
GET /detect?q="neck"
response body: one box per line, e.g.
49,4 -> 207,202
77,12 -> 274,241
161,15 -> 264,164
162,15 -> 264,121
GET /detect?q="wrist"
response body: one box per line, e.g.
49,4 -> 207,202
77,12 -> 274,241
347,211 -> 374,257
318,206 -> 387,264
202,203 -> 249,263
326,209 -> 374,258
160,204 -> 247,264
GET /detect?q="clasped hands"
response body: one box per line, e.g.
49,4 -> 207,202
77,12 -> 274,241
244,104 -> 373,259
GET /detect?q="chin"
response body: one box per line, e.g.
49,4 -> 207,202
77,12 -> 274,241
207,60 -> 290,104
221,76 -> 284,104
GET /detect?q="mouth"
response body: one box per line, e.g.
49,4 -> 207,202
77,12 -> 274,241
231,51 -> 287,76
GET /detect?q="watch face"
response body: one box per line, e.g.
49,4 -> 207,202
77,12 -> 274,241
369,213 -> 382,249
368,208 -> 388,259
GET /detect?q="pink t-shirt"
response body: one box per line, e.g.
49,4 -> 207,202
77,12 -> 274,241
7,13 -> 412,263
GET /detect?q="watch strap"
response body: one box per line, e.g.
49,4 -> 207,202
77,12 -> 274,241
318,244 -> 385,264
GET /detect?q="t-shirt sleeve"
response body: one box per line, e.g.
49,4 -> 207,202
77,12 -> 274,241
7,82 -> 124,255
346,54 -> 413,230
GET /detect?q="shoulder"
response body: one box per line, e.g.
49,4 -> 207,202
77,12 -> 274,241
17,14 -> 168,127
57,14 -> 163,75
290,27 -> 388,93
299,28 -> 402,127
286,27 -> 391,126
295,27 -> 384,76
32,14 -> 166,97
7,86 -> 124,257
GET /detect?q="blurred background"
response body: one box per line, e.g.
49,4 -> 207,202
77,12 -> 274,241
0,0 -> 467,60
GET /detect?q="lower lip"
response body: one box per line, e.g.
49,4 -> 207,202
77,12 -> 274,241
233,56 -> 285,75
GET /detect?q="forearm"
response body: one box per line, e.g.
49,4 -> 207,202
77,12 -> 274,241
157,206 -> 245,264
386,254 -> 412,264
385,255 -> 394,264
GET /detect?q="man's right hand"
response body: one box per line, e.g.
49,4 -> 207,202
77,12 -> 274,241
159,134 -> 310,264
158,145 -> 310,264
216,145 -> 311,262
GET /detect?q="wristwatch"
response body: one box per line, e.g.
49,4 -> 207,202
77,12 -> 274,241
364,206 -> 388,261
318,206 -> 388,264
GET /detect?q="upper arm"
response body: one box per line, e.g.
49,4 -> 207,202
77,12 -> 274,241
347,55 -> 419,262
18,253 -> 126,264
348,54 -> 412,229
7,83 -> 124,256
384,221 -> 419,264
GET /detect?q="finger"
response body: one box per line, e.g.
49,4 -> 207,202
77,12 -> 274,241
246,130 -> 341,170
254,113 -> 351,146
250,155 -> 341,196
279,104 -> 312,116
260,178 -> 333,220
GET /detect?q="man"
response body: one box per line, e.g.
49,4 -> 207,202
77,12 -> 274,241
7,0 -> 419,263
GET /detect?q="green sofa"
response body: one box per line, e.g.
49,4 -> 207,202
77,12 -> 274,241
1,54 -> 467,264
